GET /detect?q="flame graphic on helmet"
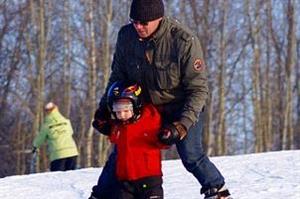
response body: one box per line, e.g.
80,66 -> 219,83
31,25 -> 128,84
123,84 -> 141,96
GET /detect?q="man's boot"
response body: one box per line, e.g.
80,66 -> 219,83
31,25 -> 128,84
203,185 -> 233,199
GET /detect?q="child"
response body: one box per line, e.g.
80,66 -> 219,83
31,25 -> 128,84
105,81 -> 167,199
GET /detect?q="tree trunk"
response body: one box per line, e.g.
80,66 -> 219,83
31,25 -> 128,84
282,0 -> 295,150
216,1 -> 228,156
85,0 -> 97,167
247,0 -> 263,153
62,0 -> 72,117
29,0 -> 46,172
96,0 -> 113,166
295,39 -> 300,148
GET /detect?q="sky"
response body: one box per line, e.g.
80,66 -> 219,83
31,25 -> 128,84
0,150 -> 299,199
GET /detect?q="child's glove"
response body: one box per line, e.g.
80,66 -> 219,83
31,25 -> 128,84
158,122 -> 187,145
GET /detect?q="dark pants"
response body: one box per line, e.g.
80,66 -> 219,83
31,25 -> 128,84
50,156 -> 77,171
118,176 -> 163,199
90,113 -> 224,198
175,113 -> 225,192
91,150 -> 119,199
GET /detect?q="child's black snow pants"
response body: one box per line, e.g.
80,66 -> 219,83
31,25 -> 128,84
118,176 -> 163,199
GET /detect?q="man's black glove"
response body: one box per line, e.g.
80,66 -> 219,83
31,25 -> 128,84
94,106 -> 111,121
92,120 -> 111,136
32,147 -> 37,153
93,106 -> 112,135
158,122 -> 187,145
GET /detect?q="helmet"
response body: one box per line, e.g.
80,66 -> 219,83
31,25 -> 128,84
107,81 -> 142,118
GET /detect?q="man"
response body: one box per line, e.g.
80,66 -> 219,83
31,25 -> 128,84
32,102 -> 78,171
90,0 -> 232,198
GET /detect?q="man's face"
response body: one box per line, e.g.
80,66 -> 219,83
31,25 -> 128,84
131,17 -> 162,38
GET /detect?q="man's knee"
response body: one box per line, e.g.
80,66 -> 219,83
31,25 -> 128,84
180,153 -> 208,172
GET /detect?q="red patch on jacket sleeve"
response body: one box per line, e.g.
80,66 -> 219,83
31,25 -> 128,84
193,59 -> 206,71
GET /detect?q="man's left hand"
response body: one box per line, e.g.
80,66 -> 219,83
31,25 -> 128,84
158,122 -> 187,145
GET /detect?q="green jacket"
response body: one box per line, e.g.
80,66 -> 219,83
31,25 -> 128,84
33,108 -> 78,161
100,17 -> 208,130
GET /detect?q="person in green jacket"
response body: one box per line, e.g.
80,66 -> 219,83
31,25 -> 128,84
32,102 -> 79,171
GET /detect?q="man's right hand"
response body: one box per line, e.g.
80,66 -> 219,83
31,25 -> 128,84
92,120 -> 111,135
93,106 -> 112,135
94,106 -> 111,121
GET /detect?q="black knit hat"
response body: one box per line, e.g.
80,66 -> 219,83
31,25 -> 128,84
130,0 -> 164,22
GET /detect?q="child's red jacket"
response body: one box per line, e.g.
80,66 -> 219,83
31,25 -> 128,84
109,104 -> 166,181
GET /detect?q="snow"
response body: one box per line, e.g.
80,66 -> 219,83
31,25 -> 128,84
0,150 -> 299,199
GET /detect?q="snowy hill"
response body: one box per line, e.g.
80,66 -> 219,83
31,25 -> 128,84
0,150 -> 299,199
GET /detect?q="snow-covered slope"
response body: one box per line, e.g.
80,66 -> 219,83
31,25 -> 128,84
0,150 -> 299,199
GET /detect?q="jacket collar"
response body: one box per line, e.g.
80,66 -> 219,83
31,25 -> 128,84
45,108 -> 62,121
150,17 -> 168,44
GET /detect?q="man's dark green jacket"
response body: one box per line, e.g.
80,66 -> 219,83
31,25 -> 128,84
100,17 -> 208,130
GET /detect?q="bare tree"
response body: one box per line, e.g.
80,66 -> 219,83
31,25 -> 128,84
84,0 -> 98,167
246,0 -> 264,152
295,38 -> 300,149
96,0 -> 113,166
282,0 -> 295,150
216,1 -> 228,155
62,0 -> 72,117
26,0 -> 47,172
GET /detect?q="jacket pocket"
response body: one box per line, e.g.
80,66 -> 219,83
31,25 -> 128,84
154,61 -> 180,90
48,124 -> 67,140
